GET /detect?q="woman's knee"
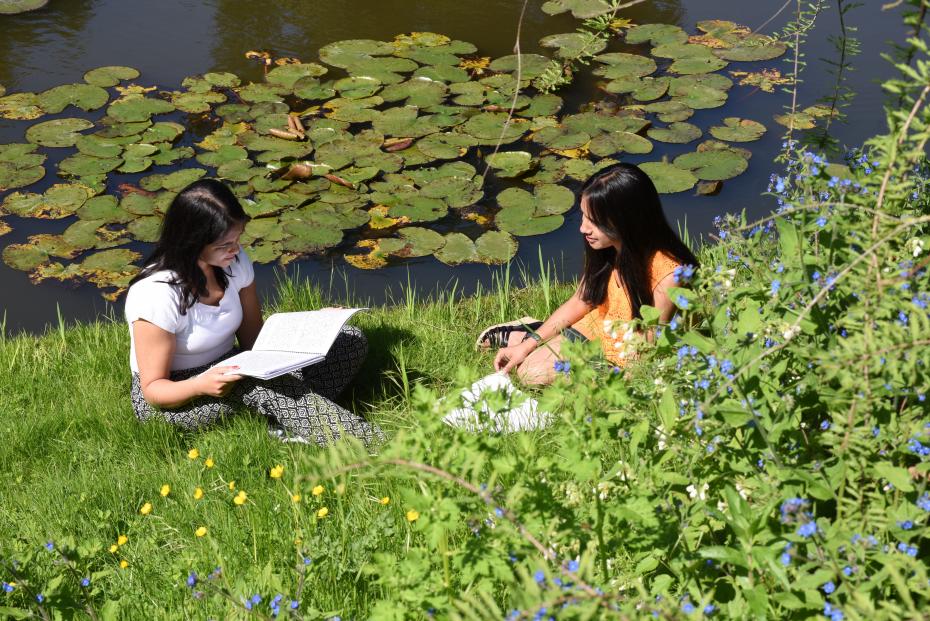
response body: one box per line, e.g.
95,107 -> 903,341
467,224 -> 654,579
339,325 -> 368,359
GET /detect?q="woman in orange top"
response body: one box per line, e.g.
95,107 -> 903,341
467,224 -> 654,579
488,163 -> 699,384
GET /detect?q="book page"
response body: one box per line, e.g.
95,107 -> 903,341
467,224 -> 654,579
219,350 -> 322,379
253,308 -> 364,355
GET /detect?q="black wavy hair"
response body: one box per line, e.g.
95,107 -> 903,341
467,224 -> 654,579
577,163 -> 699,318
131,179 -> 249,315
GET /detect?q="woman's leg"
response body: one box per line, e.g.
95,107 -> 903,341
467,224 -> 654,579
236,373 -> 384,446
131,371 -> 234,429
515,335 -> 564,386
300,326 -> 368,401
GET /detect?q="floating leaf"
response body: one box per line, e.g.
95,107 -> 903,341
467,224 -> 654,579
381,78 -> 447,108
26,234 -> 82,259
266,63 -> 328,88
0,0 -> 47,14
318,39 -> 396,68
161,168 -> 208,192
669,56 -> 728,75
631,77 -> 670,102
651,42 -> 716,59
773,111 -> 816,130
518,93 -> 563,118
84,66 -> 140,87
729,68 -> 791,93
696,180 -> 722,196
2,243 -> 49,271
396,226 -> 444,257
458,112 -> 528,144
593,53 -> 657,80
714,39 -> 788,62
171,90 -> 226,113
541,0 -> 613,18
0,92 -> 43,120
0,161 -> 44,190
120,193 -> 157,216
58,153 -> 123,177
625,24 -> 689,46
204,72 -> 242,88
416,132 -> 477,160
334,76 -> 383,99
435,232 -> 478,265
643,100 -> 694,123
390,196 -> 448,222
38,83 -> 109,113
639,161 -> 698,193
697,139 -> 753,161
108,95 -> 175,122
488,54 -> 553,80
485,151 -> 534,177
237,82 -> 289,103
673,150 -> 748,181
539,32 -> 606,60
589,131 -> 653,157
3,183 -> 94,219
670,85 -> 727,110
709,117 -> 766,142
76,195 -> 131,223
475,230 -> 517,264
647,122 -> 701,144
25,118 -> 94,148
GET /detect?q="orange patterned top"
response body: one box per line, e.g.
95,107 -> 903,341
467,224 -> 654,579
571,251 -> 681,365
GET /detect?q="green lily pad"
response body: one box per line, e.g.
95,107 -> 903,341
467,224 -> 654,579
0,142 -> 42,163
237,82 -> 289,103
26,233 -> 84,259
709,117 -> 766,142
171,90 -> 226,113
625,24 -> 689,46
76,249 -> 141,291
673,150 -> 748,181
643,100 -> 694,123
197,145 -> 249,167
714,40 -> 788,62
541,0 -> 613,18
488,54 -> 553,80
381,78 -> 447,108
497,183 -> 575,221
84,66 -> 140,87
334,76 -> 382,99
593,53 -> 657,80
435,232 -> 478,265
631,77 -> 670,102
26,118 -> 94,147
475,230 -> 518,264
458,112 -> 528,144
496,203 -> 564,237
162,168 -> 208,192
150,145 -> 194,166
670,85 -> 728,110
292,77 -> 338,101
245,240 -> 283,264
0,161 -> 44,190
120,193 -> 157,216
589,131 -> 654,157
38,83 -> 109,113
652,42 -> 716,59
396,226 -> 445,257
485,151 -> 535,177
669,56 -> 729,75
2,243 -> 49,271
647,122 -> 701,144
95,119 -> 152,138
74,135 -> 122,158
58,153 -> 123,177
774,110 -> 817,130
517,93 -> 563,118
413,64 -> 470,83
108,95 -> 175,122
670,73 -> 735,94
203,72 -> 241,88
697,139 -> 753,161
324,96 -> 384,123
416,132 -> 478,160
0,0 -> 47,14
639,161 -> 698,193
318,39 -> 396,68
420,176 -> 483,208
76,195 -> 131,223
0,92 -> 44,120
266,63 -> 329,88
1,183 -> 92,218
539,32 -> 607,60
390,196 -> 448,222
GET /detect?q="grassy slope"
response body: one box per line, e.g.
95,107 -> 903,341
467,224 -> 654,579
0,266 -> 576,615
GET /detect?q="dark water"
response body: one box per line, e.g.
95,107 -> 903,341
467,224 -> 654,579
0,0 -> 906,333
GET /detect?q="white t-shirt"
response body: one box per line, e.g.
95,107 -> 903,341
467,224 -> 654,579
125,249 -> 255,372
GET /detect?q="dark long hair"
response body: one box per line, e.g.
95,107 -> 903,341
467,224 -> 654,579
131,179 -> 249,314
578,163 -> 698,318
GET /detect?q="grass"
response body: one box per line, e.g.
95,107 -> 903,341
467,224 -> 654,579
0,259 -> 577,617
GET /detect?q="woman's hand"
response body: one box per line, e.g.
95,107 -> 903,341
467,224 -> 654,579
193,366 -> 242,398
494,340 -> 536,374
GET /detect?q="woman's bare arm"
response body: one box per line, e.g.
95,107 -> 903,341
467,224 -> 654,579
236,283 -> 263,350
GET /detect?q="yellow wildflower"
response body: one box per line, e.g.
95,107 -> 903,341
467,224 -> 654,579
228,480 -> 235,490
317,507 -> 329,518
109,544 -> 118,553
379,496 -> 390,505
160,484 -> 171,497
311,485 -> 324,496
140,502 -> 152,515
119,560 -> 128,569
270,464 -> 284,479
205,457 -> 215,468
187,447 -> 199,460
234,491 -> 247,506
194,487 -> 204,500
117,535 -> 128,546
406,509 -> 420,522
195,526 -> 207,537
292,494 -> 301,503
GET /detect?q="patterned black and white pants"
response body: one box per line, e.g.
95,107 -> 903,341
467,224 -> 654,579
130,326 -> 383,446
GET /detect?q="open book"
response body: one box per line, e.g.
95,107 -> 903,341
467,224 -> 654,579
214,308 -> 365,380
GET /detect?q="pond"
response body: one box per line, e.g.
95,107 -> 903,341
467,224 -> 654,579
0,0 -> 904,333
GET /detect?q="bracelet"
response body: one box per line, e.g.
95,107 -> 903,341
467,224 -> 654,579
526,331 -> 543,344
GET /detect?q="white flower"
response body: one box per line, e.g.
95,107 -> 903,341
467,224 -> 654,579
735,482 -> 749,499
687,483 -> 708,501
655,426 -> 667,450
907,238 -> 924,257
782,325 -> 800,340
717,500 -> 728,512
654,377 -> 664,386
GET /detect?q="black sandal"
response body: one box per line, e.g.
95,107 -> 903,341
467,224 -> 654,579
475,317 -> 542,350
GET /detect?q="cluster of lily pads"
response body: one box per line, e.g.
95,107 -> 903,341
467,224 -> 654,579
0,21 -> 792,297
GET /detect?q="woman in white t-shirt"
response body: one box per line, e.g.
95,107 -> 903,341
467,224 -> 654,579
125,179 -> 382,446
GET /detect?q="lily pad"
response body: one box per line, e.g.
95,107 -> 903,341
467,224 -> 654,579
318,39 -> 396,68
541,0 -> 613,18
488,54 -> 553,80
162,168 -> 208,192
709,117 -> 766,142
651,42 -> 716,59
625,24 -> 689,46
593,53 -> 657,80
643,100 -> 694,123
396,226 -> 445,257
390,196 -> 448,222
518,93 -> 563,118
381,78 -> 447,108
0,0 -> 47,14
673,150 -> 748,181
25,118 -> 94,147
204,72 -> 242,88
416,132 -> 478,160
2,243 -> 49,271
647,122 -> 702,144
496,203 -> 564,237
171,90 -> 226,113
631,77 -> 670,102
697,139 -> 753,161
669,56 -> 729,75
76,195 -> 131,223
266,63 -> 329,88
344,238 -> 401,269
435,232 -> 478,265
84,66 -> 140,87
38,83 -> 109,113
539,32 -> 606,60
0,92 -> 44,120
715,39 -> 788,62
475,230 -> 518,264
485,151 -> 534,177
670,85 -> 728,110
334,76 -> 383,99
639,161 -> 698,193
58,153 -> 123,177
120,193 -> 157,216
458,112 -> 528,144
108,95 -> 175,122
589,131 -> 653,157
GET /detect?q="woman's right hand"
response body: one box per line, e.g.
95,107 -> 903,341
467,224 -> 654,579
494,341 -> 535,374
194,366 -> 242,397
